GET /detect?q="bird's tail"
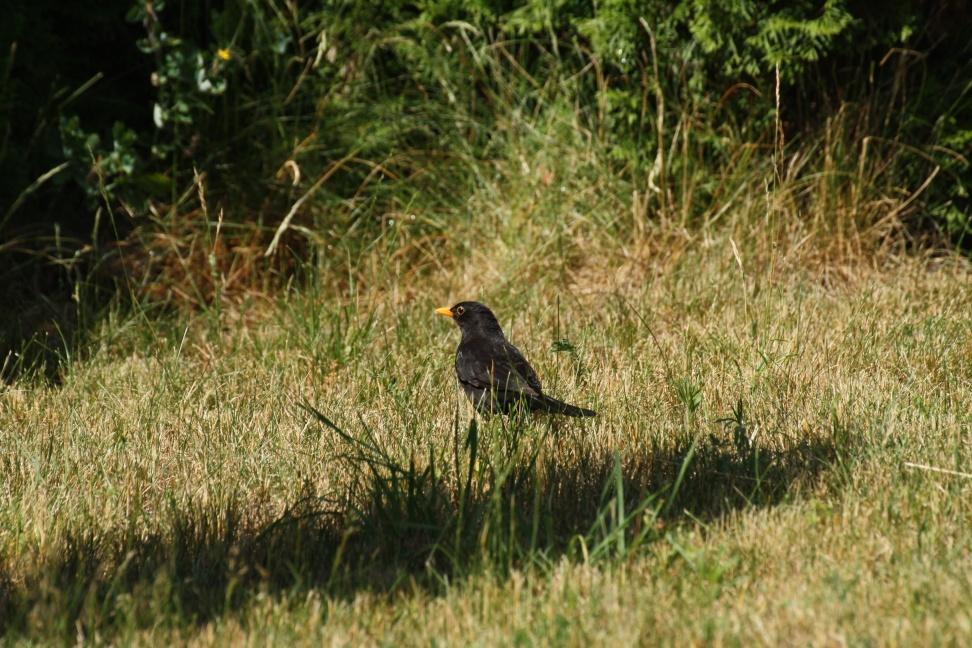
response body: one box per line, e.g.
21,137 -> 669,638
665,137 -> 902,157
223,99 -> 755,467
533,394 -> 597,417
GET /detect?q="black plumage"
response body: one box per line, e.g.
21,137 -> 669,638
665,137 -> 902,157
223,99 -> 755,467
435,301 -> 596,417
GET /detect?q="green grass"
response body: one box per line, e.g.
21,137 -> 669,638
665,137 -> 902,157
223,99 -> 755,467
2,127 -> 972,644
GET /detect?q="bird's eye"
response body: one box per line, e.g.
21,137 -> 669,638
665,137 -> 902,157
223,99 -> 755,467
455,306 -> 465,316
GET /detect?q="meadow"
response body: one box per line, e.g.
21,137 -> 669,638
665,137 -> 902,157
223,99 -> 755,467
3,135 -> 971,643
2,1 -> 971,644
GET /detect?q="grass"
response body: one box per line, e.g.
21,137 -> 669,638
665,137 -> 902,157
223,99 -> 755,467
2,116 -> 972,644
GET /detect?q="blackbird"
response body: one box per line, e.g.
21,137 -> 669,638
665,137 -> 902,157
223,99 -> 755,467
435,301 -> 596,417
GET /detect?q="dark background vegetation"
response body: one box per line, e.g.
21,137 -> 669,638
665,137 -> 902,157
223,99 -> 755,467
2,0 -> 970,376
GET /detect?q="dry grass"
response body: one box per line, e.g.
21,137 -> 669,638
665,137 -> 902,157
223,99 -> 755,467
2,135 -> 971,644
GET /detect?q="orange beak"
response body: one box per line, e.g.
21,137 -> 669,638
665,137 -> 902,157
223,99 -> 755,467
434,306 -> 453,318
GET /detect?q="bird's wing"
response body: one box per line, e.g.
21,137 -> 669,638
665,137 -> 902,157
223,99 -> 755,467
499,340 -> 543,394
456,339 -> 540,397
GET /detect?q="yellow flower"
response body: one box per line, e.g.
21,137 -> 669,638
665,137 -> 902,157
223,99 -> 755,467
216,48 -> 232,61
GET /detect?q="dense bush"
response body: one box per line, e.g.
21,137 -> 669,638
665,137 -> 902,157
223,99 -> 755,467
4,1 -> 969,241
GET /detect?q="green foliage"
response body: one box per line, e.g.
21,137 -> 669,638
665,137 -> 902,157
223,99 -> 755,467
0,0 -> 970,293
59,117 -> 145,201
684,0 -> 855,81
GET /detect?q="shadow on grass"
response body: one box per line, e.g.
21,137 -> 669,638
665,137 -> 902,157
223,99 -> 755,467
0,284 -> 81,384
0,403 -> 847,641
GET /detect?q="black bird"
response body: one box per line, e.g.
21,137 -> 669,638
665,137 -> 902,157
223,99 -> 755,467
436,301 -> 596,417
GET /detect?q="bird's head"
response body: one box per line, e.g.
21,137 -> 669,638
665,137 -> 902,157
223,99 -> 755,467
435,301 -> 503,336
